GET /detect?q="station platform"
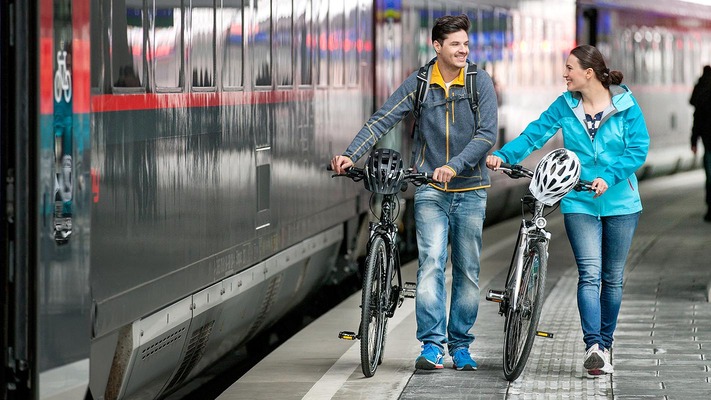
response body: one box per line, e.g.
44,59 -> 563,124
217,170 -> 711,400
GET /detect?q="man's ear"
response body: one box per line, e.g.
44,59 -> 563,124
433,40 -> 441,54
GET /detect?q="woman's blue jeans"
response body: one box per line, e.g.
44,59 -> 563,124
564,212 -> 640,351
414,186 -> 487,355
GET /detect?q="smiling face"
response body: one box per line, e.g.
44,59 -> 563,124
433,30 -> 469,71
564,54 -> 590,91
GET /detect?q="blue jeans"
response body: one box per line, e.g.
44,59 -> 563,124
414,186 -> 486,354
564,212 -> 640,351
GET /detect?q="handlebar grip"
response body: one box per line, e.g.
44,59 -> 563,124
574,179 -> 594,192
326,164 -> 333,171
500,162 -> 514,170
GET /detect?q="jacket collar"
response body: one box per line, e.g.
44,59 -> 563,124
431,61 -> 465,89
563,84 -> 634,112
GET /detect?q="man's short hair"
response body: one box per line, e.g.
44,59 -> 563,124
432,14 -> 470,44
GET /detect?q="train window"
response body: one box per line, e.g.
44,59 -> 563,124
294,0 -> 313,85
149,1 -> 184,89
345,1 -> 357,86
661,31 -> 674,85
466,9 -> 479,62
275,0 -> 293,86
191,3 -> 216,88
330,0 -> 345,87
111,0 -> 145,88
315,0 -> 329,86
90,2 -> 104,90
416,7 -> 430,66
221,0 -> 244,88
432,6 -> 446,24
481,9 -> 494,64
357,0 -> 372,94
253,0 -> 273,87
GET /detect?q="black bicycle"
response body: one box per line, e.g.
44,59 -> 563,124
486,161 -> 592,381
329,149 -> 433,377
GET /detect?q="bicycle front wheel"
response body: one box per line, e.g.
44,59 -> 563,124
360,235 -> 388,377
503,240 -> 548,381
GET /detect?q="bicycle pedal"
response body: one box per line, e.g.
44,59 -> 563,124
402,281 -> 416,298
486,289 -> 505,303
338,331 -> 358,340
535,331 -> 554,339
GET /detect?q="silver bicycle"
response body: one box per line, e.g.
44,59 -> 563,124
486,161 -> 592,381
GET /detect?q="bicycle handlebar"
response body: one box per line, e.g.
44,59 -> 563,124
326,165 -> 436,187
497,163 -> 593,192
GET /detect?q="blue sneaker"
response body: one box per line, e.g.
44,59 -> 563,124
415,343 -> 444,370
452,348 -> 478,371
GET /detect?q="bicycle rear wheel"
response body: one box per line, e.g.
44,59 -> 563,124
503,240 -> 548,381
360,235 -> 388,377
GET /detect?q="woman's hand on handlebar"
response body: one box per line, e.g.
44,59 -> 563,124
591,178 -> 608,198
486,154 -> 503,170
330,155 -> 353,175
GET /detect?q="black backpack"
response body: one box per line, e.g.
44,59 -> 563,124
411,58 -> 479,139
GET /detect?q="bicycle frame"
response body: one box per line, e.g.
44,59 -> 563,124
508,198 -> 551,313
486,157 -> 592,381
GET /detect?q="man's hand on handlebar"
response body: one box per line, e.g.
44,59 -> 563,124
432,166 -> 454,183
486,154 -> 503,170
330,155 -> 353,175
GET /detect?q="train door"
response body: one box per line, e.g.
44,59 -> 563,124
2,1 -> 37,398
36,0 -> 93,398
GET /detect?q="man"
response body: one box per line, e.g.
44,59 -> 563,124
330,14 -> 497,371
690,65 -> 711,222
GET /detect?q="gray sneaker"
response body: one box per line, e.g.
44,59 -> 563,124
583,344 -> 605,371
587,346 -> 614,375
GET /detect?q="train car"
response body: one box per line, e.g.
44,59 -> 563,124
2,1 -> 710,400
576,0 -> 711,178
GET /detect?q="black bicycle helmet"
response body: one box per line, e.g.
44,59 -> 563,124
363,148 -> 405,194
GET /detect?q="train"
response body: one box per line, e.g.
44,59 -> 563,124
2,0 -> 711,399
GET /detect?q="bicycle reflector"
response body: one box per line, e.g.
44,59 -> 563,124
529,148 -> 581,206
363,148 -> 405,195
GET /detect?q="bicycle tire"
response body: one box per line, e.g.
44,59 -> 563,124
502,240 -> 548,381
360,235 -> 388,377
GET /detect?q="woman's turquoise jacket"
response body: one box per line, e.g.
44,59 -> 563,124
493,84 -> 650,217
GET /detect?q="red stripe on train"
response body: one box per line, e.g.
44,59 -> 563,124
91,90 -> 316,112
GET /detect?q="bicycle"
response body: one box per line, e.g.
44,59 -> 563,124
485,157 -> 592,381
329,148 -> 433,377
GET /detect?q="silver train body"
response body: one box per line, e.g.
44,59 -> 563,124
2,0 -> 710,399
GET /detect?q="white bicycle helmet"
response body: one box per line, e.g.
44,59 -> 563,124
529,148 -> 581,206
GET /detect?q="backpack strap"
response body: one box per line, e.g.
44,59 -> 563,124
465,62 -> 478,116
411,58 -> 436,138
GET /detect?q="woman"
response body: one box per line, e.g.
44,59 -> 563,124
486,45 -> 649,375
